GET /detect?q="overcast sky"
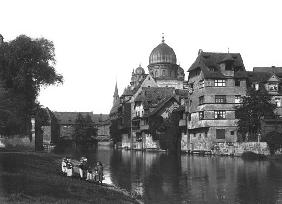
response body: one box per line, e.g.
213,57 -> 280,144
1,0 -> 282,114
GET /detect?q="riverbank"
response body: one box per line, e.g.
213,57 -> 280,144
0,151 -> 141,204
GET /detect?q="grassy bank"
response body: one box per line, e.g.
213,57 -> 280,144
0,152 -> 140,204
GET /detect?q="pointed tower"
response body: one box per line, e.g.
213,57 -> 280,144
113,81 -> 119,105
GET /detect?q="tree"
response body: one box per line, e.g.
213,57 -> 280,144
74,113 -> 97,145
148,109 -> 182,153
235,87 -> 276,142
262,131 -> 282,155
109,119 -> 121,144
0,35 -> 63,135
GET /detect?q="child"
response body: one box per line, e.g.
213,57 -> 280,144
94,161 -> 104,184
66,158 -> 73,177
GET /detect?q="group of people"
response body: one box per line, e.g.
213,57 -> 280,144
61,156 -> 104,183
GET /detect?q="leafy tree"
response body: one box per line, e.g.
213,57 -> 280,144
0,35 -> 63,135
109,119 -> 121,144
235,87 -> 276,142
74,113 -> 97,145
262,131 -> 282,155
148,109 -> 182,153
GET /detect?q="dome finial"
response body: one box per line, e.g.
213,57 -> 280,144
162,33 -> 165,43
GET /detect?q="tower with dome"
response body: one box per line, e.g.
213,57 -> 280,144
148,35 -> 185,89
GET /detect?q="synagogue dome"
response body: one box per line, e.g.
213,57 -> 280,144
149,37 -> 177,65
135,65 -> 145,75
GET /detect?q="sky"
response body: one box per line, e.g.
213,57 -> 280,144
1,0 -> 282,114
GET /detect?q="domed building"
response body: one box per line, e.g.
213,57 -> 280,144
130,64 -> 147,87
148,36 -> 185,89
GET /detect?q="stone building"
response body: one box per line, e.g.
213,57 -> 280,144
148,36 -> 185,89
186,51 -> 248,152
109,36 -> 186,150
247,66 -> 282,137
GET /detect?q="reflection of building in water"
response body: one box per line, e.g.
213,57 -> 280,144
180,155 -> 270,203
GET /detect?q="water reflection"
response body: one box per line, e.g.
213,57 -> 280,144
57,145 -> 282,204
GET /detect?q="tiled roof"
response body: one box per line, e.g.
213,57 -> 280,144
188,51 -> 246,79
247,71 -> 272,83
148,96 -> 179,116
253,66 -> 282,74
134,87 -> 175,109
53,112 -> 109,125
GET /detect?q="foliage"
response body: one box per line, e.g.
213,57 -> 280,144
262,131 -> 282,155
148,109 -> 182,153
109,119 -> 121,144
0,35 -> 63,135
74,113 -> 97,145
235,87 -> 276,142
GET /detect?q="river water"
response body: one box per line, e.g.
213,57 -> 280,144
61,145 -> 282,204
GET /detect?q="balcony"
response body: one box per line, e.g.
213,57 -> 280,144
179,119 -> 187,127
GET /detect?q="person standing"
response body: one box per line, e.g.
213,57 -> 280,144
94,161 -> 103,184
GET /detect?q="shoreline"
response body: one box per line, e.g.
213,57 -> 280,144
0,151 -> 143,204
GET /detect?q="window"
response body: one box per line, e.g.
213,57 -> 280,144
230,131 -> 235,136
254,83 -> 259,90
235,79 -> 240,86
199,96 -> 204,105
199,111 -> 204,120
214,110 -> 226,119
269,83 -> 278,91
162,70 -> 166,76
235,95 -> 241,103
215,79 -> 226,87
275,98 -> 281,107
215,95 -> 226,103
199,80 -> 205,89
216,129 -> 225,139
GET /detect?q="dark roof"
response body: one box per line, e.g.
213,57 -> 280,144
148,96 -> 179,116
134,87 -> 175,109
247,71 -> 272,83
110,98 -> 120,114
253,66 -> 282,74
121,75 -> 148,97
188,51 -> 246,79
54,112 -> 109,125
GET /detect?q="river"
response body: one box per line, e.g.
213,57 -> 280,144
60,145 -> 282,204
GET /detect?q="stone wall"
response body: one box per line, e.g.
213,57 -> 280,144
212,142 -> 270,156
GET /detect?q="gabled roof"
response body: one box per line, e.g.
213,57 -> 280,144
253,66 -> 282,74
188,51 -> 246,79
148,96 -> 179,117
134,87 -> 175,108
121,74 -> 148,97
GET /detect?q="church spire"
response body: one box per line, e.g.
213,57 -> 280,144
114,81 -> 118,98
112,81 -> 119,106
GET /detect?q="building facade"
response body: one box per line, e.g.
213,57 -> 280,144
186,51 -> 248,152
